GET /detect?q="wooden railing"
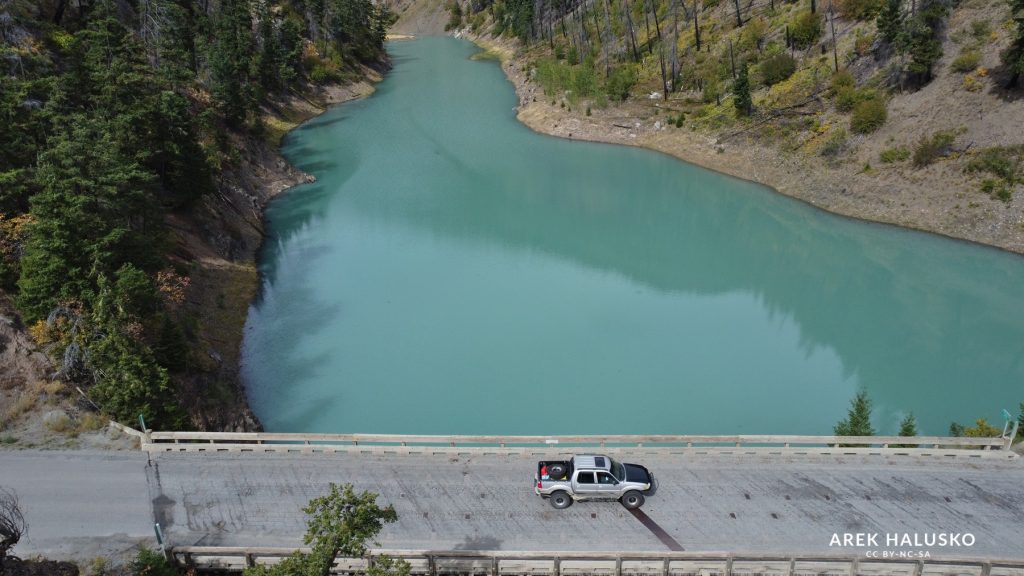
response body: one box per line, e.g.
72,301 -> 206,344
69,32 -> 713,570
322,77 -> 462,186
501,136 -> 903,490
168,547 -> 1024,575
139,431 -> 1014,455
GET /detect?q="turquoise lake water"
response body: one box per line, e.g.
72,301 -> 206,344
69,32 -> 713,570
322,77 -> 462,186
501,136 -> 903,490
241,36 -> 1024,436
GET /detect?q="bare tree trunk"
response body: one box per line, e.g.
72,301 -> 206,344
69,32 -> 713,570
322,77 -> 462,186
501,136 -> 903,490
671,0 -> 678,90
729,38 -> 736,78
733,0 -> 742,27
648,0 -> 669,99
624,0 -> 640,61
642,0 -> 653,54
828,0 -> 839,72
602,0 -> 614,74
693,0 -> 701,50
591,2 -> 607,72
53,0 -> 69,23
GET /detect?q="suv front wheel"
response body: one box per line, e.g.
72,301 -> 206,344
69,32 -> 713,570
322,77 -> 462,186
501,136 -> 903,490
621,491 -> 645,510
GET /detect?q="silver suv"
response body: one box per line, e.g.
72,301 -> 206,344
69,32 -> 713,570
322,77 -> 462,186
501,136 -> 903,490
534,454 -> 653,509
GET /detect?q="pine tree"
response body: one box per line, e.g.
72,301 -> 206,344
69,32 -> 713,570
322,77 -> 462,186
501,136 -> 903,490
209,0 -> 255,127
904,14 -> 943,82
1004,0 -> 1024,87
84,266 -> 186,428
834,390 -> 875,439
17,116 -> 159,321
876,0 -> 903,46
893,413 -> 917,447
733,61 -> 752,117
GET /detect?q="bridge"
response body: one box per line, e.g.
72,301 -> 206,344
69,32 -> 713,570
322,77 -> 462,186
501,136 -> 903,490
1,427 -> 1023,575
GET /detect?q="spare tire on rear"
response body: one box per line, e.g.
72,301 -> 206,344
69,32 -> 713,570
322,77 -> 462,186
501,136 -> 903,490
547,463 -> 568,479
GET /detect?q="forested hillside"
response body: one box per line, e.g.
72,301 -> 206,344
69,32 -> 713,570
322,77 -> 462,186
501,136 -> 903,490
441,0 -> 1024,252
0,0 -> 391,431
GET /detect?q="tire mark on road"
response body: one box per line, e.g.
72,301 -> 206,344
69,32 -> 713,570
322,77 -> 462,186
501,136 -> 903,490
628,508 -> 685,551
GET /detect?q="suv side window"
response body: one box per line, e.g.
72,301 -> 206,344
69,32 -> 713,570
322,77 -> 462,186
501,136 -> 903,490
597,472 -> 616,485
577,472 -> 595,484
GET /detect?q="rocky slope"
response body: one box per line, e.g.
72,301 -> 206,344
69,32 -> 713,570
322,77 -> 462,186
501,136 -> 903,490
461,0 -> 1024,253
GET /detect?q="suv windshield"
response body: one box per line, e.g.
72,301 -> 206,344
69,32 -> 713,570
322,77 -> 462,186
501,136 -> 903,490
609,458 -> 625,481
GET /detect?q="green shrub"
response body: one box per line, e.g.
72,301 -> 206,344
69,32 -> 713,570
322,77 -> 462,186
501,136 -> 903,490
605,64 -> 638,102
964,145 -> 1023,182
131,549 -> 181,576
879,146 -> 910,163
850,97 -> 887,133
980,178 -> 1012,201
950,49 -> 980,73
912,129 -> 958,166
309,64 -> 335,84
831,70 -> 856,92
702,77 -> 721,103
790,12 -> 823,49
834,85 -> 860,111
821,129 -> 848,157
445,0 -> 463,31
836,0 -> 883,20
760,53 -> 797,86
970,19 -> 991,42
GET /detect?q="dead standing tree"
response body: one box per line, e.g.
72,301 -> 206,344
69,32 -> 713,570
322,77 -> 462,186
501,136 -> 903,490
0,488 -> 28,570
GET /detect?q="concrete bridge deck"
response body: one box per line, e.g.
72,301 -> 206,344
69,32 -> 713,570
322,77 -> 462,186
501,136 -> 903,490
1,449 -> 1022,562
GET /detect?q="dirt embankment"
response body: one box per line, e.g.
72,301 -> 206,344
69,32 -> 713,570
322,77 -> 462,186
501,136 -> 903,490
389,0 -> 448,35
166,75 -> 381,432
467,0 -> 1024,255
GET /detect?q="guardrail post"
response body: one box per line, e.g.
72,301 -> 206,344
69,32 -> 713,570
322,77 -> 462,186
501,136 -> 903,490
912,560 -> 923,576
725,556 -> 733,575
615,556 -> 622,576
788,558 -> 795,576
981,562 -> 992,576
491,555 -> 498,576
428,554 -> 436,576
849,557 -> 858,576
1006,419 -> 1020,450
154,523 -> 169,561
244,553 -> 256,568
553,556 -> 560,576
662,557 -> 670,576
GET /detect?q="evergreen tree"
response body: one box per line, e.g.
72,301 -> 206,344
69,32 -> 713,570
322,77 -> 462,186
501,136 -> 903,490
876,0 -> 903,46
209,0 -> 255,127
733,61 -> 752,117
904,12 -> 944,82
1004,0 -> 1024,87
834,390 -> 875,437
17,116 -> 159,321
80,265 -> 184,427
898,413 -> 917,437
893,413 -> 917,448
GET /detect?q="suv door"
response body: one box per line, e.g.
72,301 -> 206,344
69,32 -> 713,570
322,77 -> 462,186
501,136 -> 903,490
596,471 -> 620,499
573,471 -> 600,499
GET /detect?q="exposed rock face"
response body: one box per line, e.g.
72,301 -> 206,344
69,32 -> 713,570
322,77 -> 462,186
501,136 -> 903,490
0,293 -> 50,392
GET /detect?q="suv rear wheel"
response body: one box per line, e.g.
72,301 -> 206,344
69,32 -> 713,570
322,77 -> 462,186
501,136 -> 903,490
621,491 -> 645,509
549,491 -> 573,509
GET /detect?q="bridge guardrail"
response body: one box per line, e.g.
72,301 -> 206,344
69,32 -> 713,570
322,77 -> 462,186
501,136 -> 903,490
138,430 -> 1015,456
168,546 -> 1024,575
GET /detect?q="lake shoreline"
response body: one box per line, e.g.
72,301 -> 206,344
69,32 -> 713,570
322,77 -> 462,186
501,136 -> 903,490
466,34 -> 1024,258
